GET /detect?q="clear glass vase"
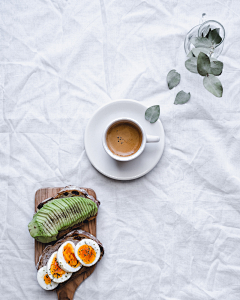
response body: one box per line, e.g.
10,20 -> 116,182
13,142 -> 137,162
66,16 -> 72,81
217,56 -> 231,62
184,16 -> 225,58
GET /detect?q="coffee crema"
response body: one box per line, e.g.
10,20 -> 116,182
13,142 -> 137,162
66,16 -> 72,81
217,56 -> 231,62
106,121 -> 142,157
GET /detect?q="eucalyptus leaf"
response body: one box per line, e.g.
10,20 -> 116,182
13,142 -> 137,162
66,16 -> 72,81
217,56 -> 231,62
202,25 -> 210,37
187,51 -> 194,58
192,47 -> 210,58
208,28 -> 222,45
197,52 -> 211,76
210,60 -> 223,76
206,28 -> 212,38
203,74 -> 223,97
145,105 -> 160,123
191,37 -> 212,48
167,70 -> 181,89
174,90 -> 191,105
185,57 -> 198,73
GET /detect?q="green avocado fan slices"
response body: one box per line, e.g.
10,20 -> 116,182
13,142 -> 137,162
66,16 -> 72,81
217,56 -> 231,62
28,196 -> 98,243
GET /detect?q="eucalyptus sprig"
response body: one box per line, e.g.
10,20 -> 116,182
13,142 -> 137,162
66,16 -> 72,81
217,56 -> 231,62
185,27 -> 223,97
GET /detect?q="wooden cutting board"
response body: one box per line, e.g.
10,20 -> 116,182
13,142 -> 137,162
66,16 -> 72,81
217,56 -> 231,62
35,187 -> 97,300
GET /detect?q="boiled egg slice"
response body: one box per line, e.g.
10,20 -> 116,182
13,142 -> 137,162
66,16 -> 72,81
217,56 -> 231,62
57,241 -> 82,273
75,239 -> 100,267
47,251 -> 72,283
37,266 -> 58,290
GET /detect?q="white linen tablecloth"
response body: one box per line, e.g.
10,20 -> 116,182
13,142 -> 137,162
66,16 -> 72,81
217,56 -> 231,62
1,0 -> 240,299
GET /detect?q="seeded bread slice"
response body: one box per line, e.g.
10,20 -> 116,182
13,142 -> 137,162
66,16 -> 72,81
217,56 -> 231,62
35,186 -> 100,240
37,229 -> 104,299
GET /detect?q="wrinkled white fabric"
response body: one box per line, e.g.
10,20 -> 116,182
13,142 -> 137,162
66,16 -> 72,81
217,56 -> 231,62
1,0 -> 240,299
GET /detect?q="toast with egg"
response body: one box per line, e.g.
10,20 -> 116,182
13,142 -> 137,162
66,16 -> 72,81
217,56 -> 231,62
37,229 -> 104,298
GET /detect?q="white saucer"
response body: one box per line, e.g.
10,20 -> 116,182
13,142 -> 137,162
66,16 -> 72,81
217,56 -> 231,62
84,99 -> 165,180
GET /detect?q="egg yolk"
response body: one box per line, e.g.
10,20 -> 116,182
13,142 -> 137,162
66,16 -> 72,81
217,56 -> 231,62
78,244 -> 96,264
63,243 -> 81,268
44,274 -> 51,285
50,254 -> 65,278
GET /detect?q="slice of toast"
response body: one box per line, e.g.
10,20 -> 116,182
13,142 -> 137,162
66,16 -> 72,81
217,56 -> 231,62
37,229 -> 104,299
35,186 -> 100,241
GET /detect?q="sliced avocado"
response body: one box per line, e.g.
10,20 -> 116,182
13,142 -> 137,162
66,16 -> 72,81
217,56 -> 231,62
36,210 -> 57,234
53,199 -> 71,227
28,197 -> 98,243
46,202 -> 64,229
61,197 -> 80,225
61,197 -> 76,216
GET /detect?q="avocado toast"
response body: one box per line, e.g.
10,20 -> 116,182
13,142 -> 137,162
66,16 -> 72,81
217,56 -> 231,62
28,186 -> 100,243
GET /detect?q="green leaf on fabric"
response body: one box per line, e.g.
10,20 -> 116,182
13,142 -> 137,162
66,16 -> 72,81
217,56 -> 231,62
197,52 -> 211,76
174,90 -> 191,105
167,70 -> 181,89
145,105 -> 160,123
203,74 -> 223,97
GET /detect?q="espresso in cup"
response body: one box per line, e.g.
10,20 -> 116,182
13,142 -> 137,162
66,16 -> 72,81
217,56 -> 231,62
106,121 -> 142,157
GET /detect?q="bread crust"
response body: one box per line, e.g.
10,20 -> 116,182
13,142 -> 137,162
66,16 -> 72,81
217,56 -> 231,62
37,185 -> 100,210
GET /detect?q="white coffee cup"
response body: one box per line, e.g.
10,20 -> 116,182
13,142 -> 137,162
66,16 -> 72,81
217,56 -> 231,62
102,118 -> 160,162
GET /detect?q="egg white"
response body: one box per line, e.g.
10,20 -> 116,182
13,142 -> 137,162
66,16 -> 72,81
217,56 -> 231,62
47,251 -> 72,283
75,239 -> 101,267
57,241 -> 82,273
37,266 -> 58,290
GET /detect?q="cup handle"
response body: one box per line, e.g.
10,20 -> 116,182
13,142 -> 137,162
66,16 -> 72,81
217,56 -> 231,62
146,135 -> 160,143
